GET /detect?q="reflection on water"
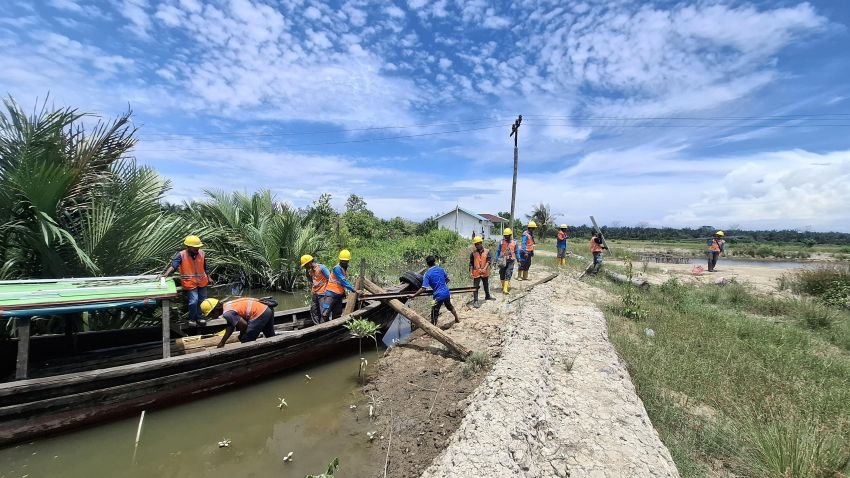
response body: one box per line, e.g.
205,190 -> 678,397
0,350 -> 383,478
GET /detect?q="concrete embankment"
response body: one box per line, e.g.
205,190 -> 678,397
420,274 -> 680,478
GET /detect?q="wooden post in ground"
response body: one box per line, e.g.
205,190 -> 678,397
362,278 -> 471,359
161,300 -> 171,359
344,258 -> 366,316
15,317 -> 30,380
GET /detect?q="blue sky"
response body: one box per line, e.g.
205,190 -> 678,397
2,0 -> 850,231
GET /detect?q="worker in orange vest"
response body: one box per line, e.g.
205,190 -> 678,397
589,232 -> 607,274
556,224 -> 569,266
160,235 -> 211,325
200,298 -> 275,348
706,230 -> 726,272
323,249 -> 357,322
301,254 -> 330,325
518,221 -> 537,280
495,228 -> 517,294
469,237 -> 495,307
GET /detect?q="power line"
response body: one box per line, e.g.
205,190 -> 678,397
135,124 -> 509,152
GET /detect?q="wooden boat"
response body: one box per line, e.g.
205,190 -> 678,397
0,279 -> 409,446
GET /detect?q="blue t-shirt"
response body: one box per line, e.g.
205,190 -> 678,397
422,266 -> 450,301
557,236 -> 567,249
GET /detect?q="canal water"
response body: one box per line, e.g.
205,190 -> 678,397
0,349 -> 385,478
1,287 -> 397,478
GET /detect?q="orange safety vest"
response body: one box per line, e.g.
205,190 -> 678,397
326,265 -> 348,295
590,238 -> 604,253
709,238 -> 724,252
178,249 -> 209,289
523,231 -> 535,252
310,264 -> 329,295
223,297 -> 268,322
471,249 -> 490,278
500,239 -> 517,260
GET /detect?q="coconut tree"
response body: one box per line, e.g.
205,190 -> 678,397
186,190 -> 328,291
528,203 -> 554,243
0,95 -> 187,279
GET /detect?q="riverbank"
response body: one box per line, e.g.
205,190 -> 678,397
366,266 -> 679,477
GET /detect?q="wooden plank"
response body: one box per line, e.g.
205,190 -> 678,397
15,317 -> 30,380
362,278 -> 471,359
161,300 -> 170,359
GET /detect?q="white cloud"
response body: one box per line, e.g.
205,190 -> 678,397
304,6 -> 322,20
117,0 -> 152,37
48,0 -> 83,13
438,57 -> 451,70
385,5 -> 405,19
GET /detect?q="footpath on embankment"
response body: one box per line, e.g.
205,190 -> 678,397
368,267 -> 680,478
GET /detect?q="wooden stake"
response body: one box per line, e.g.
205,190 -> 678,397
343,258 -> 367,316
15,317 -> 30,380
362,278 -> 471,359
161,300 -> 171,359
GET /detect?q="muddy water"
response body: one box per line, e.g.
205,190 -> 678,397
0,351 -> 385,478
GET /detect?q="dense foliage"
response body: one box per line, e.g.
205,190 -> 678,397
557,224 -> 850,245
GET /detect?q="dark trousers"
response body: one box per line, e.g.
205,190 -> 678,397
708,252 -> 720,271
498,259 -> 515,280
322,293 -> 344,321
309,293 -> 324,325
473,277 -> 491,301
591,252 -> 603,274
518,252 -> 533,271
431,298 -> 455,325
241,308 -> 275,342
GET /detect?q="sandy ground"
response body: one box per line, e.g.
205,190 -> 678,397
607,258 -> 790,295
366,264 -> 680,478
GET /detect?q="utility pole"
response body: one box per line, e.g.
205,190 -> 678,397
508,115 -> 522,229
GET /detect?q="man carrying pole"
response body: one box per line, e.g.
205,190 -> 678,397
469,237 -> 494,308
323,249 -> 357,321
160,235 -> 210,326
589,232 -> 608,275
412,256 -> 461,325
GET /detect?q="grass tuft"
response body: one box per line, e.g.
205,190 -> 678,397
462,351 -> 491,378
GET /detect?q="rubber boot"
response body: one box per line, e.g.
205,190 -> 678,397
473,289 -> 480,308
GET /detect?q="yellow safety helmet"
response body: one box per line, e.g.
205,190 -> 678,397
300,254 -> 314,267
200,298 -> 219,317
503,228 -> 513,236
338,249 -> 352,261
472,236 -> 483,244
184,235 -> 203,247
560,224 -> 568,229
715,230 -> 725,237
528,221 -> 537,228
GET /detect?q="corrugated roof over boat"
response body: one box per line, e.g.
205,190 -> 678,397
0,276 -> 178,314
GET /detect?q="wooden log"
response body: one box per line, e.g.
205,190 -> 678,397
508,273 -> 559,303
15,317 -> 30,380
604,271 -> 649,288
362,278 -> 471,359
343,258 -> 366,316
161,299 -> 170,359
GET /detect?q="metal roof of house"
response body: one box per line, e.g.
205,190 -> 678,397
0,275 -> 178,316
479,213 -> 508,223
434,206 -> 488,222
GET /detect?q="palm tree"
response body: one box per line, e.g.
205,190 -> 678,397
0,95 -> 186,279
186,190 -> 328,291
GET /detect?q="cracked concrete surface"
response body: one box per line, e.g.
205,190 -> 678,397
420,274 -> 680,478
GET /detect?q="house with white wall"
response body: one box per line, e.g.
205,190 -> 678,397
434,206 -> 496,240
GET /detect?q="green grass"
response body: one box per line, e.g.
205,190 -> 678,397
605,278 -> 850,477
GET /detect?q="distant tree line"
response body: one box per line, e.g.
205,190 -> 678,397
552,225 -> 850,245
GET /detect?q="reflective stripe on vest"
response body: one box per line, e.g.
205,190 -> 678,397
326,266 -> 348,295
223,298 -> 267,322
523,231 -> 535,252
500,240 -> 516,260
472,249 -> 490,278
590,238 -> 603,253
310,264 -> 328,295
178,249 -> 209,289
